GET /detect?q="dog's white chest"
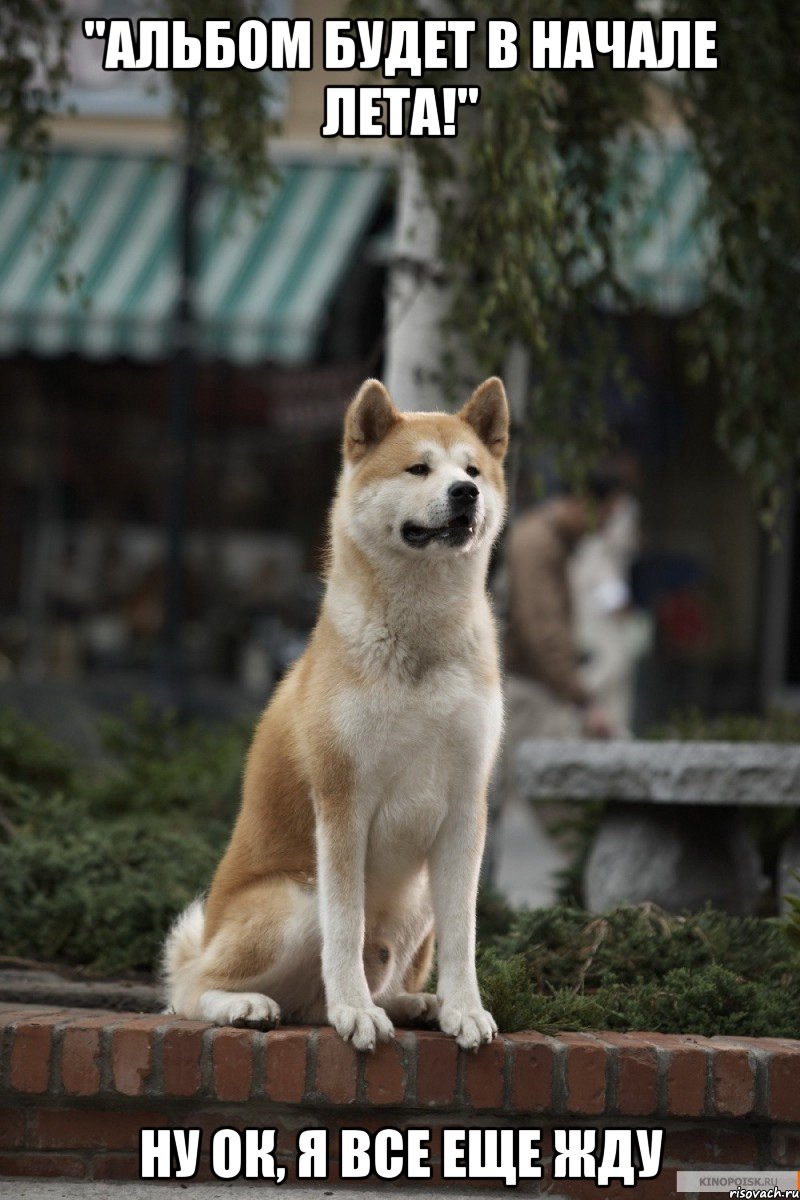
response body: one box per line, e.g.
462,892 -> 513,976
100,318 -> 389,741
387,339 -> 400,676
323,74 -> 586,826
333,662 -> 501,885
335,661 -> 497,776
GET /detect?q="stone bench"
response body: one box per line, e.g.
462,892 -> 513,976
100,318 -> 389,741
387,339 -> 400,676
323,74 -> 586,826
516,740 -> 800,914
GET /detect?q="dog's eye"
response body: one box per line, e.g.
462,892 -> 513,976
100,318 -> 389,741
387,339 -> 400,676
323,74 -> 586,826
466,465 -> 480,478
406,463 -> 430,476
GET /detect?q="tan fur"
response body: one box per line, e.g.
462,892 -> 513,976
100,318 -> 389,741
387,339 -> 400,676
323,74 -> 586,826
164,377 -> 509,1050
403,928 -> 436,993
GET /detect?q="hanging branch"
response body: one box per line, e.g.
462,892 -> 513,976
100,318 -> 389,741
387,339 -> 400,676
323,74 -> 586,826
353,0 -> 800,517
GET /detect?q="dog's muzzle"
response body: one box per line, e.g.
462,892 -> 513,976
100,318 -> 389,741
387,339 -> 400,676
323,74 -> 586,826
401,482 -> 480,548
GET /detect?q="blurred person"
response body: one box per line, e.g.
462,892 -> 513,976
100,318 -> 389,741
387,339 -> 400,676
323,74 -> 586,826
488,469 -> 628,908
503,468 -> 628,744
570,489 -> 653,733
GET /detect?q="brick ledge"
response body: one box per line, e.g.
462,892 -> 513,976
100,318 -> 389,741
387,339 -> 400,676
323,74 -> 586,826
2,1003 -> 800,1190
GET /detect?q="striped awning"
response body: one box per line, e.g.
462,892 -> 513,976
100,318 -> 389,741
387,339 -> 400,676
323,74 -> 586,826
0,151 -> 389,364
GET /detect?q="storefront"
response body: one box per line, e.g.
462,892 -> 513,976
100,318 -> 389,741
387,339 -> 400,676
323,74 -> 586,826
0,149 -> 391,684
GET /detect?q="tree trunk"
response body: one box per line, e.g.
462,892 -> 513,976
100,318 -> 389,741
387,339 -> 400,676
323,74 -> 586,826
383,151 -> 452,411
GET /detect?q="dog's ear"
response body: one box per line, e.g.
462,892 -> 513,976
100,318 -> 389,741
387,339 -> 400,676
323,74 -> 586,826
459,377 -> 509,460
344,379 -> 400,462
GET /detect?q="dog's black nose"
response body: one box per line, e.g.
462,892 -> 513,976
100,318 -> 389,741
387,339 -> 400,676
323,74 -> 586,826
448,480 -> 479,508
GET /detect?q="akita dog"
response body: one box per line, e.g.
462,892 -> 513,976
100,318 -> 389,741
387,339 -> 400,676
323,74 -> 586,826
163,376 -> 509,1051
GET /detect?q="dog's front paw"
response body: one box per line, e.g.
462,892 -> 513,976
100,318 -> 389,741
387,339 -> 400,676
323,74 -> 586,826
329,1003 -> 394,1051
438,1002 -> 497,1050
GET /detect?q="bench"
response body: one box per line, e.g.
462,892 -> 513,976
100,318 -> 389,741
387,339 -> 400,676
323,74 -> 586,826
515,739 -> 800,914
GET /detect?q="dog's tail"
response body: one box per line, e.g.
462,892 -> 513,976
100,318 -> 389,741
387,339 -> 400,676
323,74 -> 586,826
161,897 -> 205,1014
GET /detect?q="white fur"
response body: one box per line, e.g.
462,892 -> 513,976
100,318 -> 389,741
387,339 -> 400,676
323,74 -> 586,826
161,897 -> 204,991
199,990 -> 280,1027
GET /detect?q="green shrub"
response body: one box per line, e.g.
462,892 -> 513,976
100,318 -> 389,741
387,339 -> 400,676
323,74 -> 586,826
0,701 -> 246,975
0,707 -> 74,791
475,902 -> 800,1037
478,958 -> 800,1040
90,697 -> 248,819
493,903 -> 794,990
648,707 -> 800,743
785,873 -> 800,953
0,813 -> 226,974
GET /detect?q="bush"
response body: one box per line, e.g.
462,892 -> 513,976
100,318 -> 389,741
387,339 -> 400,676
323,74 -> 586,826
90,697 -> 248,819
0,708 -> 74,792
0,814 -> 225,974
475,897 -> 800,1037
649,707 -> 800,743
0,701 -> 247,974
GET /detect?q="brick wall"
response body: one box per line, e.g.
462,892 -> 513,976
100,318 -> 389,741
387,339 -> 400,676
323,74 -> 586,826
1,1004 -> 799,1195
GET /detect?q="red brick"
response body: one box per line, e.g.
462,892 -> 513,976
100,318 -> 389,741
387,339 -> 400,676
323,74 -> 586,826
665,1127 -> 758,1167
30,1003 -> 113,1022
211,1027 -> 254,1102
264,1029 -> 309,1103
712,1047 -> 755,1117
60,1026 -> 102,1097
769,1048 -> 800,1122
463,1036 -> 506,1110
712,1035 -> 793,1053
771,1127 -> 800,1166
363,1035 -> 408,1105
562,1033 -> 606,1115
10,1016 -> 63,1093
3,1005 -> 144,1032
415,1032 -> 458,1106
0,1152 -> 86,1178
0,1107 -> 26,1148
30,1108 -> 168,1151
92,1153 -> 141,1180
62,1012 -> 126,1026
738,1036 -> 800,1053
508,1033 -> 555,1113
162,1022 -> 207,1097
314,1029 -> 358,1104
111,1024 -> 154,1096
601,1033 -> 658,1115
656,1036 -> 709,1118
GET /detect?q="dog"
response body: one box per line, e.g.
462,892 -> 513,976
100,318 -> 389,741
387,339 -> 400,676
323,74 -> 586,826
163,376 -> 509,1051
